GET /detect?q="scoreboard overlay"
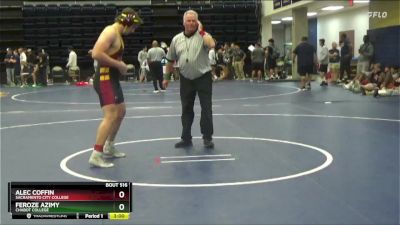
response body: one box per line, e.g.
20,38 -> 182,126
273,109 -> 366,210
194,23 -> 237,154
8,182 -> 132,220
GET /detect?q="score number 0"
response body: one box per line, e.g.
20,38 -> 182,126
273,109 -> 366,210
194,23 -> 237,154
118,191 -> 125,211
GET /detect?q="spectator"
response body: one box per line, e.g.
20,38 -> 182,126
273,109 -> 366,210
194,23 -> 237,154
19,48 -> 29,87
147,40 -> 166,93
137,46 -> 148,82
328,42 -> 340,82
66,46 -> 78,82
232,43 -> 246,80
216,47 -> 226,79
318,38 -> 329,86
292,36 -> 317,90
36,53 -> 48,86
357,35 -> 374,75
267,38 -> 279,79
4,48 -> 16,86
88,49 -> 98,83
250,43 -> 265,82
13,49 -> 20,85
209,45 -> 217,80
339,33 -> 353,82
40,48 -> 49,85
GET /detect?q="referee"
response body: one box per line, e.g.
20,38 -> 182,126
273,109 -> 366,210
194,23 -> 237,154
163,10 -> 216,148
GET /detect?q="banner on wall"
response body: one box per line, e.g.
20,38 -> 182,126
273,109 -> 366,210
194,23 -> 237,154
274,0 -> 302,10
273,0 -> 282,9
282,0 -> 292,7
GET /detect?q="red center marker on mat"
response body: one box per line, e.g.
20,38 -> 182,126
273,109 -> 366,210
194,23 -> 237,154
154,157 -> 161,165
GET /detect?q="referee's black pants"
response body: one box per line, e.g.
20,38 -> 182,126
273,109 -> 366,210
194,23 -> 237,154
180,72 -> 213,141
149,61 -> 164,90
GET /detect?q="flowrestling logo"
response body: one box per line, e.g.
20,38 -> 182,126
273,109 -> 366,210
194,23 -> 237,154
368,11 -> 388,18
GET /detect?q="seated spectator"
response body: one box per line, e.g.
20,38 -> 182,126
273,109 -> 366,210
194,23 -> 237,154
360,65 -> 384,95
344,63 -> 380,92
376,66 -> 399,96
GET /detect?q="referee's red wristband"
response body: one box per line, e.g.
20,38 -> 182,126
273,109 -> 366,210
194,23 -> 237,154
199,30 -> 206,37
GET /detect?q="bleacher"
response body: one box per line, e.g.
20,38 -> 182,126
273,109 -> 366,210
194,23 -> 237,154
2,0 -> 261,81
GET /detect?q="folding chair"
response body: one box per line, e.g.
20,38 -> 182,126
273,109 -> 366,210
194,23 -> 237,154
68,66 -> 80,82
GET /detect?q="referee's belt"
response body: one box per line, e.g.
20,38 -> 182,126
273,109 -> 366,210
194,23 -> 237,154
99,67 -> 110,81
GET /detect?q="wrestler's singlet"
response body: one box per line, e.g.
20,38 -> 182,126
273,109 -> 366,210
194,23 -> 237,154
93,33 -> 125,107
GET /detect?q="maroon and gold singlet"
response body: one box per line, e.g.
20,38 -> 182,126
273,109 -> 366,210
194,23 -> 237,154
93,34 -> 125,107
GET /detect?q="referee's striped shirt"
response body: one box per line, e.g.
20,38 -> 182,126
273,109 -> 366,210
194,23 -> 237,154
166,32 -> 211,80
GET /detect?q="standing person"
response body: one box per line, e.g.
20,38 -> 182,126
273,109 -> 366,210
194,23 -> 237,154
318,38 -> 329,86
18,48 -> 27,72
250,43 -> 265,82
339,33 -> 353,82
328,42 -> 340,83
13,49 -> 20,85
89,7 -> 143,168
267,38 -> 279,79
292,36 -> 317,90
88,49 -> 98,82
357,35 -> 374,75
265,45 -> 276,80
19,48 -> 29,87
137,46 -> 148,82
208,45 -> 218,80
163,10 -> 216,148
147,40 -> 166,93
26,49 -> 38,86
232,43 -> 246,80
66,47 -> 78,83
40,48 -> 49,86
4,48 -> 16,86
36,53 -> 47,86
222,42 -> 233,79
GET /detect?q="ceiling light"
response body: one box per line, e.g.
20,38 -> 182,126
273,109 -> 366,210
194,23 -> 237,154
307,12 -> 317,17
281,17 -> 293,21
322,6 -> 344,11
354,0 -> 369,3
271,20 -> 282,24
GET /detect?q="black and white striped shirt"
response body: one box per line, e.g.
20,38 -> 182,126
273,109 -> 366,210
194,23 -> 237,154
167,32 -> 211,80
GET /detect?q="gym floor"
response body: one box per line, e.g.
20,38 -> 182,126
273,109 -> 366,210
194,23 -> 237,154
1,80 -> 399,225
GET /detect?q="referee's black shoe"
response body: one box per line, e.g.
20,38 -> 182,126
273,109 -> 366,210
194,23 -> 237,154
174,139 -> 193,148
203,139 -> 214,149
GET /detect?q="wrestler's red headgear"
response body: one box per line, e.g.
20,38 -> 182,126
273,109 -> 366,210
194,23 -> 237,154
116,7 -> 143,27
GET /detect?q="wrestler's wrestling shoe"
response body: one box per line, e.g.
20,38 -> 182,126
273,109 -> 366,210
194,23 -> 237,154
89,151 -> 114,168
103,145 -> 126,158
